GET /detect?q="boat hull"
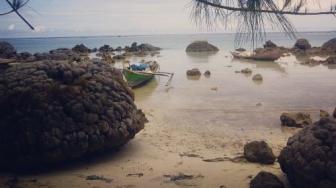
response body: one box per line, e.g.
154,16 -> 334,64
123,69 -> 155,88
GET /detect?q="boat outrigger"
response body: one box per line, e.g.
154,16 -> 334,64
123,61 -> 174,88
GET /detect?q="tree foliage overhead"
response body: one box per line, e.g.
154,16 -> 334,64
191,0 -> 336,46
1,0 -> 34,30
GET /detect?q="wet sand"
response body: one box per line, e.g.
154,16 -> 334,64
1,49 -> 336,188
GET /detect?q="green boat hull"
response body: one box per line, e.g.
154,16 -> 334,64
123,70 -> 155,88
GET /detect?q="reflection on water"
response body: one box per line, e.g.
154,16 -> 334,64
133,79 -> 159,102
186,51 -> 218,63
232,58 -> 287,73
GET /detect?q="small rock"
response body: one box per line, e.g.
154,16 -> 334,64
334,107 -> 336,118
204,70 -> 211,77
280,112 -> 312,128
86,175 -> 113,183
244,141 -> 276,164
241,68 -> 252,74
186,68 -> 201,76
320,110 -> 330,118
211,87 -> 218,91
235,48 -> 246,52
250,171 -> 284,188
263,40 -> 277,48
252,74 -> 263,81
256,103 -> 262,107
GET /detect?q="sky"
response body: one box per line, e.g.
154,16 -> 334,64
0,0 -> 336,38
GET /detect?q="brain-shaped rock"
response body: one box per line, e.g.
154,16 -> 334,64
0,60 -> 146,170
279,118 -> 336,188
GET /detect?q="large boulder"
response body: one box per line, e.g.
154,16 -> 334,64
244,141 -> 276,164
294,38 -> 312,50
321,38 -> 336,53
279,118 -> 336,188
250,171 -> 284,188
333,108 -> 336,118
0,41 -> 16,58
186,41 -> 219,52
280,112 -> 312,128
72,44 -> 90,54
0,60 -> 147,170
253,48 -> 282,61
263,40 -> 277,48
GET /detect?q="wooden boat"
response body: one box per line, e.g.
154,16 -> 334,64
123,61 -> 159,88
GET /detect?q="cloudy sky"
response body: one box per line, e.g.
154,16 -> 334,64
0,0 -> 335,38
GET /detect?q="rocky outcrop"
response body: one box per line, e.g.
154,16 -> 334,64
294,38 -> 312,50
279,118 -> 336,188
280,112 -> 312,128
250,171 -> 284,188
244,141 -> 276,164
0,60 -> 146,171
99,45 -> 113,53
0,41 -> 16,58
186,41 -> 219,52
34,48 -> 82,62
16,52 -> 36,62
128,42 -> 161,52
263,40 -> 277,48
72,44 -> 90,54
321,38 -> 336,54
186,68 -> 201,77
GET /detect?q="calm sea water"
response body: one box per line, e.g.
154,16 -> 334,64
1,32 -> 336,53
1,32 -> 336,131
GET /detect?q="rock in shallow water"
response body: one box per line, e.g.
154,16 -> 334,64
186,41 -> 219,52
279,118 -> 336,188
186,68 -> 201,76
280,112 -> 312,128
250,171 -> 284,188
0,60 -> 147,170
244,141 -> 276,164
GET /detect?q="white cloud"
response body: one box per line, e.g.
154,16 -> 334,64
8,24 -> 15,30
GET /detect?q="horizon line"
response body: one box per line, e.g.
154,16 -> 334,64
1,30 -> 335,40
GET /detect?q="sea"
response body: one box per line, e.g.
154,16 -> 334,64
1,32 -> 335,53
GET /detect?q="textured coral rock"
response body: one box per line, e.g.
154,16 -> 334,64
279,118 -> 336,188
250,171 -> 284,188
0,60 -> 146,170
244,141 -> 276,164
